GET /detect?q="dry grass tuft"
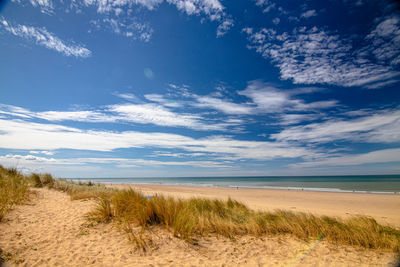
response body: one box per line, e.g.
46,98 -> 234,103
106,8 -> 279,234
87,197 -> 113,223
29,173 -> 55,188
0,165 -> 30,221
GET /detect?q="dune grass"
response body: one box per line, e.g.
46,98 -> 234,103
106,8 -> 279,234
0,166 -> 30,221
51,179 -> 116,200
85,188 -> 400,253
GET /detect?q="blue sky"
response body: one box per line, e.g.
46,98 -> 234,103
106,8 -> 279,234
0,0 -> 400,177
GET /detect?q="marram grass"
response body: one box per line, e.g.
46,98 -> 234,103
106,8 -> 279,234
86,187 -> 400,253
0,166 -> 30,221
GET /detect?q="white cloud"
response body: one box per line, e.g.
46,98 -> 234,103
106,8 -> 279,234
0,103 -> 238,131
37,111 -> 117,122
255,0 -> 275,13
83,0 -> 163,13
144,94 -> 182,107
11,0 -> 54,14
166,0 -> 233,37
366,15 -> 400,66
238,80 -> 337,113
277,114 -> 321,125
167,0 -> 224,18
243,25 -> 400,88
29,150 -> 54,156
113,92 -> 142,103
193,95 -> 254,115
272,108 -> 400,144
0,104 -> 34,118
0,118 -> 312,161
272,18 -> 280,25
99,17 -> 153,42
301,9 -> 316,19
216,18 -> 234,37
164,81 -> 335,116
0,154 -> 231,169
1,154 -> 58,163
30,0 -> 54,13
293,148 -> 400,168
82,0 -> 232,38
108,103 -> 215,130
1,19 -> 91,58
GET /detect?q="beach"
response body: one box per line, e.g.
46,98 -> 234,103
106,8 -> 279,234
109,184 -> 400,228
1,187 -> 399,266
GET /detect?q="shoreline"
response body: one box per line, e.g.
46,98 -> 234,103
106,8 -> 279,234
95,181 -> 400,195
106,183 -> 400,228
70,176 -> 400,195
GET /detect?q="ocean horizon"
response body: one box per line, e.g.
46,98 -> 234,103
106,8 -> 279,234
71,175 -> 400,194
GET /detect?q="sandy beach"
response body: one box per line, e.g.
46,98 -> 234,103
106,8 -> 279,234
1,186 -> 399,266
108,184 -> 400,228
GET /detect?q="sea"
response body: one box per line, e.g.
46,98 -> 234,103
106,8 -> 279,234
71,175 -> 400,194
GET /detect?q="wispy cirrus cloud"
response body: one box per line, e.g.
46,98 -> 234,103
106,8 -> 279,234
0,18 -> 91,57
301,9 -> 317,19
0,118 -> 312,161
277,113 -> 321,126
292,148 -> 400,168
14,0 -> 234,39
144,94 -> 182,108
366,15 -> 400,67
164,81 -> 336,116
11,0 -> 54,14
254,0 -> 275,13
81,0 -> 233,38
193,95 -> 254,115
242,20 -> 400,88
272,108 -> 400,143
0,102 -> 240,132
239,80 -> 337,113
107,103 -> 232,131
99,18 -> 153,42
0,154 -> 232,169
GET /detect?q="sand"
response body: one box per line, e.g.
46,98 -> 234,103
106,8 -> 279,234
109,184 -> 400,228
0,187 -> 399,266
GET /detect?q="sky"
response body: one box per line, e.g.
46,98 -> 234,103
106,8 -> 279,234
0,0 -> 400,178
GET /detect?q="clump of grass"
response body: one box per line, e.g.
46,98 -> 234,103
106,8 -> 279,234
0,165 -> 30,221
86,187 -> 400,253
40,173 -> 54,188
30,173 -> 42,188
87,197 -> 113,223
28,173 -> 55,188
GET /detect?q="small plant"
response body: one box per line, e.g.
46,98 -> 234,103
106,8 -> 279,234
30,173 -> 42,188
40,173 -> 54,188
87,197 -> 113,223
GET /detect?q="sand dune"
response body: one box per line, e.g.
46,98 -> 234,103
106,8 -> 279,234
0,188 -> 398,266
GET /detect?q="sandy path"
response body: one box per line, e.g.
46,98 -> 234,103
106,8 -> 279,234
110,184 -> 400,228
0,188 -> 398,267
